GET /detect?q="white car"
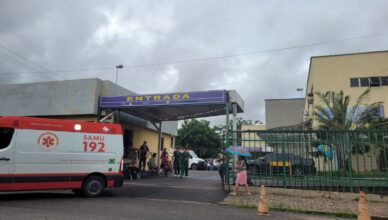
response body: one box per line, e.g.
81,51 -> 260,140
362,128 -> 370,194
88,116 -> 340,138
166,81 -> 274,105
188,150 -> 206,170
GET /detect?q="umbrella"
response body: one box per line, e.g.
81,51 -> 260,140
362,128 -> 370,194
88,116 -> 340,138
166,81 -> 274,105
226,146 -> 252,157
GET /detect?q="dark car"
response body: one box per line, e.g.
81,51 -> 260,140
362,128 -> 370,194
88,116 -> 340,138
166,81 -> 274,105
247,153 -> 316,175
196,161 -> 208,170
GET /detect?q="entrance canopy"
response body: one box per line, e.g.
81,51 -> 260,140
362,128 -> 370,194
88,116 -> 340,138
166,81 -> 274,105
99,90 -> 244,122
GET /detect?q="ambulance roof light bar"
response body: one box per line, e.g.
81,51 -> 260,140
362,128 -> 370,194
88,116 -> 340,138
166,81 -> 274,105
74,124 -> 82,131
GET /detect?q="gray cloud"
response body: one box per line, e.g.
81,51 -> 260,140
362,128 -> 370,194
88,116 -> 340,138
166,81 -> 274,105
1,0 -> 388,125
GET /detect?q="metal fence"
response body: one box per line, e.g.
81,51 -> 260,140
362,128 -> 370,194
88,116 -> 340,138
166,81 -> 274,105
224,130 -> 388,195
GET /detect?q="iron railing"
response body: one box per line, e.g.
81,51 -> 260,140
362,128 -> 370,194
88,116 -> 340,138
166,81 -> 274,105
224,130 -> 388,195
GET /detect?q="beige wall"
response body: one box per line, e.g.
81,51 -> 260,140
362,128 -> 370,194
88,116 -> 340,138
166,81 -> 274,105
122,124 -> 174,156
241,124 -> 267,148
304,51 -> 388,128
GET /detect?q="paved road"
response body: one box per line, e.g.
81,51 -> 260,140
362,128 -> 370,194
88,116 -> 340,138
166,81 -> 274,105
0,171 -> 352,220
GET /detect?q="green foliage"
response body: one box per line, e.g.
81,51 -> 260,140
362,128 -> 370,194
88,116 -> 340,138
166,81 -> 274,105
368,118 -> 388,130
313,89 -> 383,130
175,119 -> 222,158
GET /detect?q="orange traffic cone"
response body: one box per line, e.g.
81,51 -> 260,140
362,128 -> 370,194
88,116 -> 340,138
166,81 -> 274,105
257,185 -> 269,215
358,191 -> 371,220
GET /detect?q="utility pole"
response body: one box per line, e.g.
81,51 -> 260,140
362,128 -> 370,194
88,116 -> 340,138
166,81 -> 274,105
296,88 -> 303,98
115,64 -> 124,84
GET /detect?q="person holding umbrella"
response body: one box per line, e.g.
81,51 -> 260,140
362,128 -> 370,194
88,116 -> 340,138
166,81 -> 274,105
226,146 -> 252,196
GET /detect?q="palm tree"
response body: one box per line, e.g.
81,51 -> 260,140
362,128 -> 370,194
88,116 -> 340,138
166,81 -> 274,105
313,89 -> 383,130
313,89 -> 384,169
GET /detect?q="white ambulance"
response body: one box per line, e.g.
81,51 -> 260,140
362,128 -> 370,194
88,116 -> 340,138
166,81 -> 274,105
0,116 -> 124,197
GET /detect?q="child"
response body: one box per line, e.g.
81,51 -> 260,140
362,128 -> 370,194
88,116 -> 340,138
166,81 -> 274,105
230,156 -> 251,196
161,151 -> 170,177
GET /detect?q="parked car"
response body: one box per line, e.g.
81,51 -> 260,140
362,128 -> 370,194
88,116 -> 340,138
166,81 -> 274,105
204,158 -> 219,170
196,161 -> 208,170
247,153 -> 316,175
188,150 -> 206,170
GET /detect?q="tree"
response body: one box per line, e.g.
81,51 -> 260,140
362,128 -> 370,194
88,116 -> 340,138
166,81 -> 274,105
175,119 -> 222,158
313,89 -> 385,168
313,89 -> 383,130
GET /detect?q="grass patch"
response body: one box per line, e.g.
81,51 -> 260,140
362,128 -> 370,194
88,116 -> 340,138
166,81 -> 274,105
238,205 -> 256,209
227,204 -> 357,219
269,207 -> 357,219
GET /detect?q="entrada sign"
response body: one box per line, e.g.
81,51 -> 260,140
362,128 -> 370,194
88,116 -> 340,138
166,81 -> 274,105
126,93 -> 191,102
99,90 -> 226,108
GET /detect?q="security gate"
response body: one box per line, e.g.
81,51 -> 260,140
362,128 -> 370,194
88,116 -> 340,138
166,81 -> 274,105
224,130 -> 388,195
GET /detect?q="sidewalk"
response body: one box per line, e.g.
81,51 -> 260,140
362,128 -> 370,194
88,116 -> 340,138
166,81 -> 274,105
220,187 -> 388,219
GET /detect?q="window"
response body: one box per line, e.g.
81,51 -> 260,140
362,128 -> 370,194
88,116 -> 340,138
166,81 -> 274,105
381,76 -> 388,86
0,128 -> 14,149
360,77 -> 369,87
369,77 -> 381,87
266,153 -> 288,161
350,78 -> 360,87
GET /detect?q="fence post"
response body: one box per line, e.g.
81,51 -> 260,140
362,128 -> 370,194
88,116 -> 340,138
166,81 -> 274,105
225,102 -> 231,190
346,131 -> 354,193
282,133 -> 287,188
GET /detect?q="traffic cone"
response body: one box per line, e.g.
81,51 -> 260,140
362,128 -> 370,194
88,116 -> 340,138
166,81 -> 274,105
358,191 -> 371,220
257,185 -> 269,215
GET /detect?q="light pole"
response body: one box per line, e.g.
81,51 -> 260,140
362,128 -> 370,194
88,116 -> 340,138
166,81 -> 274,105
296,88 -> 303,98
115,64 -> 123,84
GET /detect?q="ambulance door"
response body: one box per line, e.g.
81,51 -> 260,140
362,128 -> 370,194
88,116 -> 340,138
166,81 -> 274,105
0,127 -> 16,191
14,129 -> 73,190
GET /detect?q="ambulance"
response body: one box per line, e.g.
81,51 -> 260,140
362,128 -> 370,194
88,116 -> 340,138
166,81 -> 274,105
0,116 -> 124,197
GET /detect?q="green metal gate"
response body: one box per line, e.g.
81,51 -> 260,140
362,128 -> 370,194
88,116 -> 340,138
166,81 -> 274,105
224,130 -> 388,195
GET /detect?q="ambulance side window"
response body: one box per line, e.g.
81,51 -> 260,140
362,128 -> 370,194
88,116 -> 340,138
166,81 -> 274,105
0,127 -> 14,150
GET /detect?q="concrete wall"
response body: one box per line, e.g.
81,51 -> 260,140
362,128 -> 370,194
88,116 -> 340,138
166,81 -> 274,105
0,78 -> 178,136
314,148 -> 379,173
265,98 -> 305,129
304,50 -> 388,128
0,78 -> 100,116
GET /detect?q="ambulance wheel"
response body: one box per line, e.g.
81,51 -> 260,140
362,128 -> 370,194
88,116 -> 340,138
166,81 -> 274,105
82,175 -> 105,197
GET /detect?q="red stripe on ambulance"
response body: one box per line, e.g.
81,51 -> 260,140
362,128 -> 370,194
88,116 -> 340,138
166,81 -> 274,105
0,116 -> 123,134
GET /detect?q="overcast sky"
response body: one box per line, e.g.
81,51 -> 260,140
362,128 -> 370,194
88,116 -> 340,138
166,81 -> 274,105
1,0 -> 388,125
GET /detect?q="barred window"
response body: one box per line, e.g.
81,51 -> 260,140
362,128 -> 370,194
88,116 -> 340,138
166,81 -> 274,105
350,78 -> 360,87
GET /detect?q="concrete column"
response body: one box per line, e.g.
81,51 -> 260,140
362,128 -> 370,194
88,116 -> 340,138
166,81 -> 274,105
232,103 -> 238,173
232,103 -> 238,146
172,136 -> 176,150
156,121 -> 163,171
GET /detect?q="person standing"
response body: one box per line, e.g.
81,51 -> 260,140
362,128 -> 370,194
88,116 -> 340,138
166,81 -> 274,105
161,151 -> 170,177
173,149 -> 181,176
217,159 -> 225,186
160,148 -> 168,169
180,148 -> 190,178
138,141 -> 149,171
